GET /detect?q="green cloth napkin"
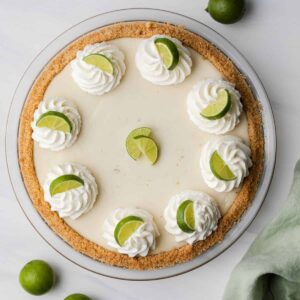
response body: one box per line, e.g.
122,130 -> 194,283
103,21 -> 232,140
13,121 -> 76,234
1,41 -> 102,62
224,160 -> 300,300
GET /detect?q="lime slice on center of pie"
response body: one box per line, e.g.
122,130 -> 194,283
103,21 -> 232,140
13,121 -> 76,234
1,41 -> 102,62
114,216 -> 144,246
36,111 -> 72,133
49,174 -> 84,196
126,127 -> 152,160
176,200 -> 195,233
200,89 -> 232,120
134,136 -> 159,165
210,150 -> 236,181
154,38 -> 179,70
83,54 -> 114,75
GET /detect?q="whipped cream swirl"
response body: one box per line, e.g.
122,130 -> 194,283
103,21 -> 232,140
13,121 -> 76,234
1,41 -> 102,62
200,136 -> 252,192
43,163 -> 98,220
103,208 -> 159,257
31,98 -> 81,151
164,191 -> 220,244
187,79 -> 242,134
135,35 -> 192,85
71,42 -> 126,95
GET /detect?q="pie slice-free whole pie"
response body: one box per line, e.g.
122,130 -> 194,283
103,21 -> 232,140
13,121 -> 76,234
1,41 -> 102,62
19,22 -> 264,270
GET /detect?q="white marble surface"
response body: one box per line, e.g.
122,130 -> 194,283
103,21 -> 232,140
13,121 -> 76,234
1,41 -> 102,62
0,0 -> 299,299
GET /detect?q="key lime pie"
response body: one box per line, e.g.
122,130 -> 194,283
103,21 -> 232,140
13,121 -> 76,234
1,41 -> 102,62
18,22 -> 264,270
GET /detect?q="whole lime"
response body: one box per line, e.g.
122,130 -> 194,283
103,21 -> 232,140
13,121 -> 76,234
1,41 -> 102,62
206,0 -> 246,24
19,260 -> 55,295
64,294 -> 91,300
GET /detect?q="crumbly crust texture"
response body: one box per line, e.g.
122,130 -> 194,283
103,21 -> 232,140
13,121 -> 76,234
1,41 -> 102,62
18,22 -> 264,270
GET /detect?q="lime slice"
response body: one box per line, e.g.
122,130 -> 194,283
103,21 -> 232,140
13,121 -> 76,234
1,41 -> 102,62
19,260 -> 54,296
176,200 -> 195,233
83,54 -> 114,75
49,174 -> 84,196
154,37 -> 179,70
114,216 -> 144,246
126,127 -> 152,160
185,201 -> 195,230
36,111 -> 72,133
134,136 -> 159,165
210,150 -> 236,181
200,89 -> 232,120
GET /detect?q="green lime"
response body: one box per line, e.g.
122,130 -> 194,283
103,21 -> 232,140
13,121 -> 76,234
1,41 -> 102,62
200,89 -> 231,120
19,260 -> 54,296
206,0 -> 245,24
49,174 -> 84,196
126,127 -> 152,160
210,150 -> 236,181
114,216 -> 144,246
176,200 -> 195,233
134,136 -> 159,165
83,54 -> 114,75
154,37 -> 179,70
36,111 -> 72,133
64,293 -> 91,300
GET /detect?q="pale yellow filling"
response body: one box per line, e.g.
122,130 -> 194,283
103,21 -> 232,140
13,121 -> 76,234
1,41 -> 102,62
33,38 -> 249,252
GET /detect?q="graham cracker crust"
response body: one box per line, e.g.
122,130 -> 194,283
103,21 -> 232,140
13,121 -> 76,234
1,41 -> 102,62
18,22 -> 264,270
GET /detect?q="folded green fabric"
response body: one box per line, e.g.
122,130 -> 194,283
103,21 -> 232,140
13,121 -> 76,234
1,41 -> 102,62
224,160 -> 300,300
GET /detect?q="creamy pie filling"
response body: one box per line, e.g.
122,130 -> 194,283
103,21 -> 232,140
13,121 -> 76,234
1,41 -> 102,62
33,38 -> 249,253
